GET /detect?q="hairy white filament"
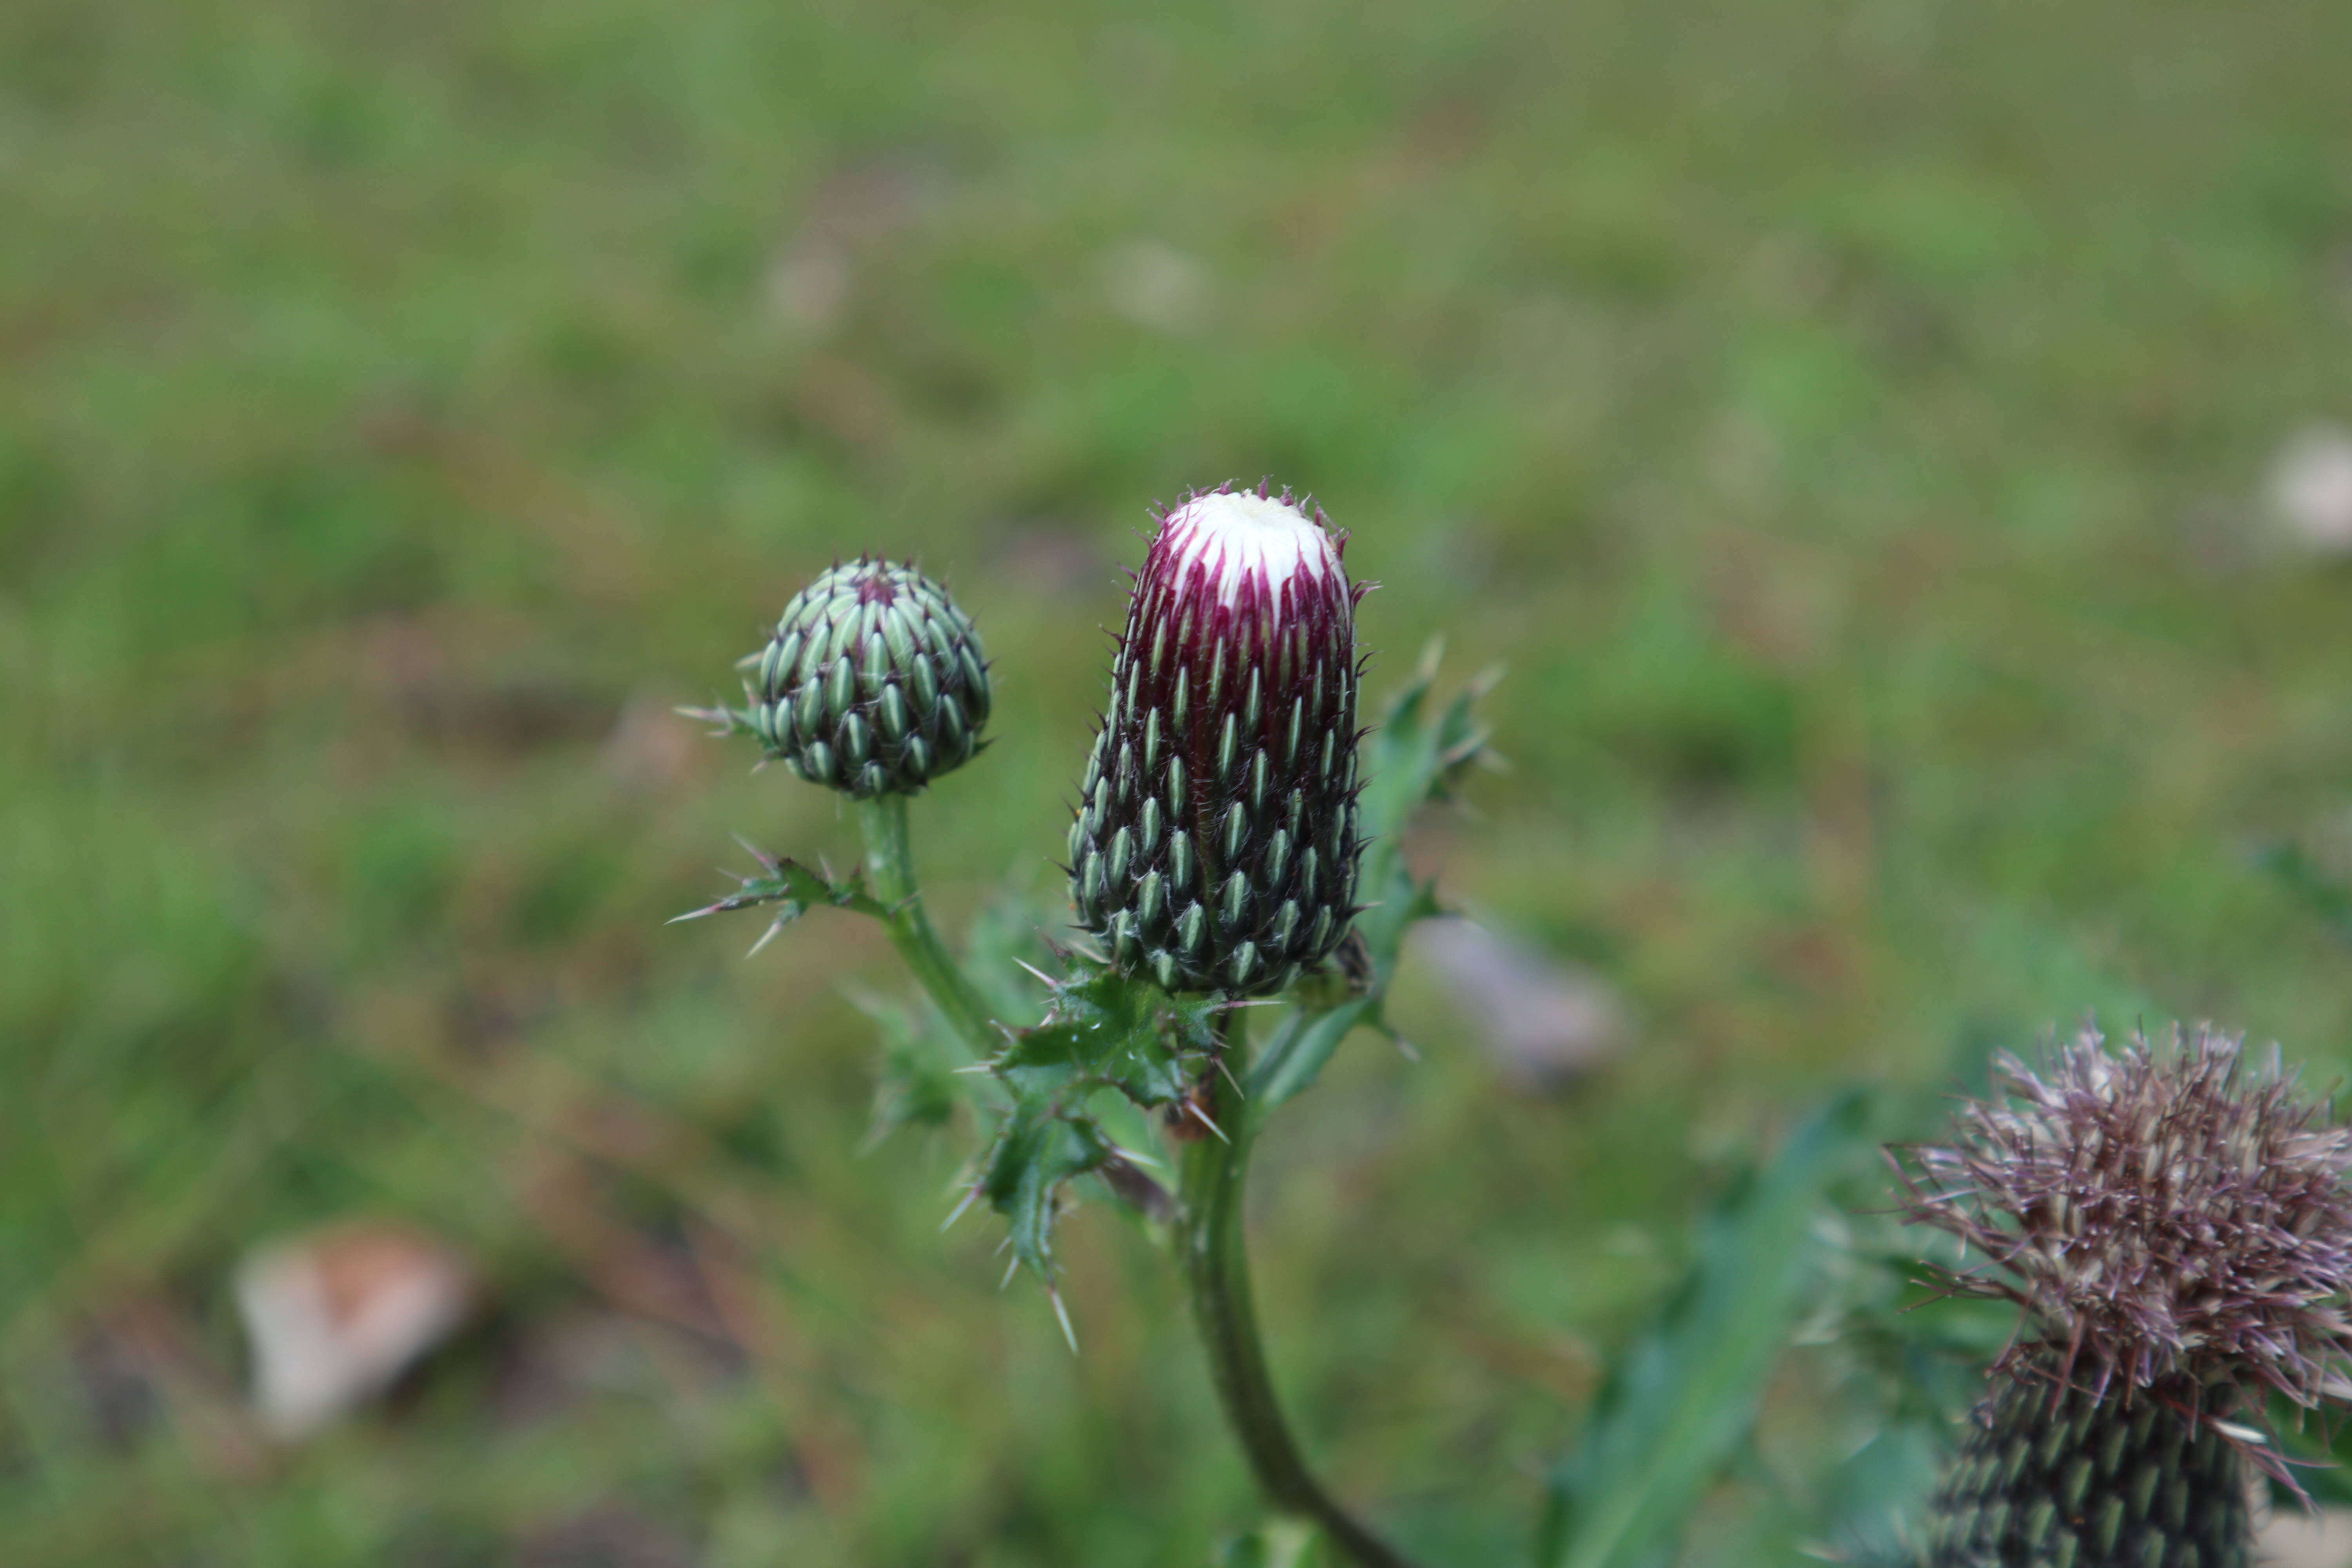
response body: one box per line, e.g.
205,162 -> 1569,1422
1161,490 -> 1341,606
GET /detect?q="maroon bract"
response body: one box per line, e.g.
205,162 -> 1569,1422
1068,482 -> 1368,996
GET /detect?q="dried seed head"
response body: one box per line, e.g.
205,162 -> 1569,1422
1904,1024 -> 2352,1562
1897,1022 -> 2352,1414
1068,481 -> 1366,996
735,559 -> 989,798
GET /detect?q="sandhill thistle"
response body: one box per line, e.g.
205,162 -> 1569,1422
1895,1024 -> 2352,1568
679,494 -> 1488,1568
719,557 -> 990,799
1068,482 -> 1367,996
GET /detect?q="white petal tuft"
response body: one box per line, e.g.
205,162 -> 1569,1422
1160,491 -> 1341,606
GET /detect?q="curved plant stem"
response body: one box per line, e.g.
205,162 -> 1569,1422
855,794 -> 1000,1063
1178,1010 -> 1421,1568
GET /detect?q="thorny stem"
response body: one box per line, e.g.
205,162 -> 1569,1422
855,795 -> 1000,1064
1177,1010 -> 1422,1568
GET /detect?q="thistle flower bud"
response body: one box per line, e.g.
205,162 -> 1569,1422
1896,1024 -> 2352,1567
739,559 -> 990,798
1068,482 -> 1367,996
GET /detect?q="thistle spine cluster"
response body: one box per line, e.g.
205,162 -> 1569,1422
1896,1024 -> 2352,1567
736,558 -> 989,798
1067,481 -> 1368,996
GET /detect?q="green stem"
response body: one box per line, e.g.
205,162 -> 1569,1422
855,794 -> 999,1063
1177,1011 -> 1421,1568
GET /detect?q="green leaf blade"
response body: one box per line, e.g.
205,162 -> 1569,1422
1536,1091 -> 1874,1568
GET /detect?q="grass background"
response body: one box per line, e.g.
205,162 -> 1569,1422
7,0 -> 2352,1562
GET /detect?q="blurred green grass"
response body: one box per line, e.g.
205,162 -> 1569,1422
6,0 -> 2352,1561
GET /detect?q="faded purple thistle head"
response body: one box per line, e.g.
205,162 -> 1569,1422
1896,1023 -> 2352,1417
1067,482 -> 1368,996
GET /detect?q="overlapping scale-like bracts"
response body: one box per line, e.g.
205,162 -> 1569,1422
741,559 -> 989,798
1069,483 -> 1367,996
1927,1367 -> 2249,1568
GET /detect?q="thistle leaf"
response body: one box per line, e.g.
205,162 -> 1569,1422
977,962 -> 1217,1277
1354,638 -> 1500,832
670,848 -> 890,934
978,1095 -> 1116,1280
956,886 -> 1063,1029
994,966 -> 1215,1110
1535,1091 -> 1873,1568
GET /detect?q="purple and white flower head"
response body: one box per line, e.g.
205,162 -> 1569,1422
1068,482 -> 1368,996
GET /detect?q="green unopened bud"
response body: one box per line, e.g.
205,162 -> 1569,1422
1069,482 -> 1365,997
740,559 -> 990,798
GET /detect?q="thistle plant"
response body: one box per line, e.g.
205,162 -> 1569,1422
1892,1024 -> 2352,1568
678,489 -> 1492,1566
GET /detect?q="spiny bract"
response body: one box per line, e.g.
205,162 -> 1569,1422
1897,1022 -> 2352,1414
739,559 -> 989,798
1068,481 -> 1368,997
1924,1367 -> 2251,1568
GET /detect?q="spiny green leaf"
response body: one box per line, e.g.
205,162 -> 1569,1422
996,965 -> 1216,1110
1535,1090 -> 1874,1568
1354,638 -> 1499,835
1249,995 -> 1376,1110
979,1095 -> 1115,1278
675,700 -> 761,737
976,961 -> 1214,1277
670,839 -> 889,953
